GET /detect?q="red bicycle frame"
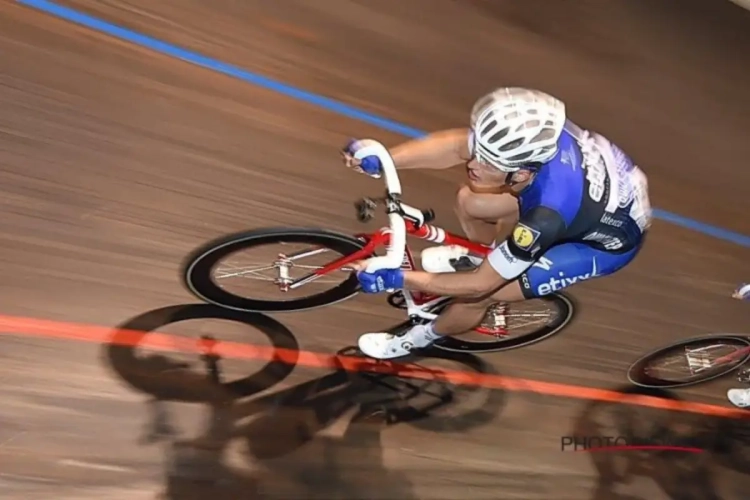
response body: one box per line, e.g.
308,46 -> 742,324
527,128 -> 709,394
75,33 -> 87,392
290,141 -> 504,336
713,345 -> 750,366
311,218 -> 499,327
315,219 -> 489,280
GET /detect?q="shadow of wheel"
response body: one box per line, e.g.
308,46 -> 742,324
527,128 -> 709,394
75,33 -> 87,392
337,343 -> 508,434
103,303 -> 300,403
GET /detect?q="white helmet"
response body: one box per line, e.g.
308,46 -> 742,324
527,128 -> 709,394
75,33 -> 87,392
469,87 -> 566,171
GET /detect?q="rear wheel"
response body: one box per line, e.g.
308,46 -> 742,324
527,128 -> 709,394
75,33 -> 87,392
627,334 -> 750,388
182,228 -> 370,313
385,292 -> 575,353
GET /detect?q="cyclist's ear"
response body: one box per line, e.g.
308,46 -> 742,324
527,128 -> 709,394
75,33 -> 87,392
512,170 -> 533,184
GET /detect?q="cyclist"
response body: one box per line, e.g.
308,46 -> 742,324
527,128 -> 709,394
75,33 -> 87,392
343,87 -> 652,360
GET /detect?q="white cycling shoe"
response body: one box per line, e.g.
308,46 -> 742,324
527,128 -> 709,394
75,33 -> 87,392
358,323 -> 438,360
727,388 -> 750,409
357,245 -> 490,360
420,245 -> 485,273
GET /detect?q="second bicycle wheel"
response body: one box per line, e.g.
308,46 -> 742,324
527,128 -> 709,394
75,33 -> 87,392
627,334 -> 750,388
182,228 -> 371,313
428,292 -> 576,353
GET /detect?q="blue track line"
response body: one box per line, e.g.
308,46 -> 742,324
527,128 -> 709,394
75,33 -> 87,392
18,0 -> 750,248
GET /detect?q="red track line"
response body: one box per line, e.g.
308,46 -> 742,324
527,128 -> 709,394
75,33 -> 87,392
0,313 -> 748,419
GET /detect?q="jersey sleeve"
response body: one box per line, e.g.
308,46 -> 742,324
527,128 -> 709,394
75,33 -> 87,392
487,206 -> 567,280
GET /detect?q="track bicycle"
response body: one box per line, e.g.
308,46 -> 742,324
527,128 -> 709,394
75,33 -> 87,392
181,141 -> 575,354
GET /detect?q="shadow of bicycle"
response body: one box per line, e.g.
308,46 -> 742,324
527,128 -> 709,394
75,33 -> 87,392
103,304 -> 508,499
572,384 -> 750,500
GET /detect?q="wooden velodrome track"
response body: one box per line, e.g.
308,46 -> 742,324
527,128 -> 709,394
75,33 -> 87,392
1,0 -> 749,498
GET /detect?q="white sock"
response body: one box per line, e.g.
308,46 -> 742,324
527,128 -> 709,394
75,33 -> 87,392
408,322 -> 443,348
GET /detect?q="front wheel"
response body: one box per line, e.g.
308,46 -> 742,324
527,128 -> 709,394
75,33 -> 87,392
182,228 -> 370,313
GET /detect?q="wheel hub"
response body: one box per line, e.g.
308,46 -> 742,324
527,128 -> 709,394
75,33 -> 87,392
273,254 -> 293,291
481,303 -> 507,330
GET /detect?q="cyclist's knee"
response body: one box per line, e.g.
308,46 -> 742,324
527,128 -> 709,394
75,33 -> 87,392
454,184 -> 516,223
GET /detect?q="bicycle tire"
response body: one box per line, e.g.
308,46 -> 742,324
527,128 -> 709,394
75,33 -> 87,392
182,227 -> 370,313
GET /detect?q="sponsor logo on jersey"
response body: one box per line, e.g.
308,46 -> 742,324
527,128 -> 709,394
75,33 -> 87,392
561,145 -> 578,169
498,243 -> 517,263
600,213 -> 624,228
532,256 -> 554,270
520,273 -> 531,291
583,231 -> 623,250
537,259 -> 598,296
512,223 -> 540,250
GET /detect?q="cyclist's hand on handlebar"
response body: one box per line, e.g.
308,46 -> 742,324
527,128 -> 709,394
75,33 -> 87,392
341,139 -> 384,178
350,260 -> 404,293
356,267 -> 404,294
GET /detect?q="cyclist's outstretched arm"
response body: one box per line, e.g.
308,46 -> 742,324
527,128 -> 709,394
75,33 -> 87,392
391,128 -> 471,170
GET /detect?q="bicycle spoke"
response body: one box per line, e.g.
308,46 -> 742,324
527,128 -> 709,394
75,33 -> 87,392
212,242 -> 352,299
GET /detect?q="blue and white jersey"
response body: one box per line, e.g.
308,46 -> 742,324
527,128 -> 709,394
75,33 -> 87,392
487,120 -> 652,288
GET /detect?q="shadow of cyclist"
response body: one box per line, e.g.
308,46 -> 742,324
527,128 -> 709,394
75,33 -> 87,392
154,353 -> 424,499
104,305 -> 507,499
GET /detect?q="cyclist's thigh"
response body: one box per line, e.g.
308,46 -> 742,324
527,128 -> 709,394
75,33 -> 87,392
517,242 -> 641,299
